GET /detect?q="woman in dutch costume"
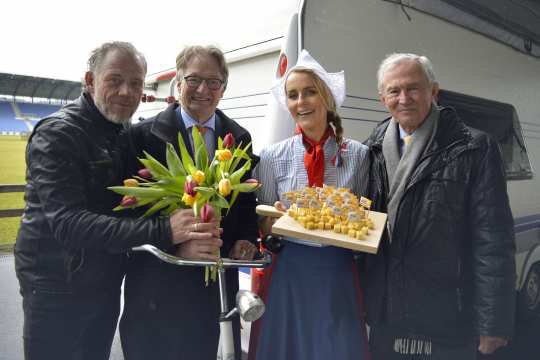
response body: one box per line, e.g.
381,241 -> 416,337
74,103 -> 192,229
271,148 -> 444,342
252,50 -> 371,360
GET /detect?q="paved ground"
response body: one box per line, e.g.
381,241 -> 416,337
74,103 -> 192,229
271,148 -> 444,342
1,253 -> 538,359
0,254 -> 124,360
0,254 -> 250,360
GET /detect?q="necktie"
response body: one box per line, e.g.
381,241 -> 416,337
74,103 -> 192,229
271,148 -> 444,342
400,134 -> 412,158
195,125 -> 208,136
403,134 -> 412,146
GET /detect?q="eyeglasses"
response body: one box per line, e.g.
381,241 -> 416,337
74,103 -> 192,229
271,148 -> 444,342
183,76 -> 225,90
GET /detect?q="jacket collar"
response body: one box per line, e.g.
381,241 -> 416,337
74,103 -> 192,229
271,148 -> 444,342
34,92 -> 124,136
80,92 -> 125,132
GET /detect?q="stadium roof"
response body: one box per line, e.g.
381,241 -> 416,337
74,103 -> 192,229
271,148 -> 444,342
0,73 -> 82,101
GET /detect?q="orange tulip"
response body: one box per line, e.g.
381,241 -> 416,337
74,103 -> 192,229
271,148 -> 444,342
216,149 -> 232,161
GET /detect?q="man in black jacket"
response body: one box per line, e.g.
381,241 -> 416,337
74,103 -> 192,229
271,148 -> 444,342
364,53 -> 515,359
15,41 -> 221,360
119,45 -> 259,360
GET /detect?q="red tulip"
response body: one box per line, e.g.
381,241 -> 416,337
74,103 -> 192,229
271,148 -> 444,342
138,168 -> 152,179
222,133 -> 235,148
184,179 -> 197,196
200,203 -> 215,223
120,196 -> 138,207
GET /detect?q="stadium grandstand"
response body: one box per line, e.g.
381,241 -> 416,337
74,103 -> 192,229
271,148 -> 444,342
0,73 -> 82,135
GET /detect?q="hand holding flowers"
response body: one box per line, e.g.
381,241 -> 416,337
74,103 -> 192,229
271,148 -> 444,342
108,127 -> 261,284
169,208 -> 222,256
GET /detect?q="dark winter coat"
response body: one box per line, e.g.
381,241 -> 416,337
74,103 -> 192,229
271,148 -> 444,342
363,107 -> 516,343
120,103 -> 259,360
15,93 -> 172,294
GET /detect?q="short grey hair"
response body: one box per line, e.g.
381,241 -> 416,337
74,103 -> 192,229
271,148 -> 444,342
175,45 -> 229,87
377,53 -> 436,93
85,41 -> 147,88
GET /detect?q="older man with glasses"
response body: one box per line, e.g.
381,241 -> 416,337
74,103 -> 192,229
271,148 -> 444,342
119,45 -> 259,360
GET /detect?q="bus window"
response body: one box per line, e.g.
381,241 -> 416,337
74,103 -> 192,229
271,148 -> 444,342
438,89 -> 533,180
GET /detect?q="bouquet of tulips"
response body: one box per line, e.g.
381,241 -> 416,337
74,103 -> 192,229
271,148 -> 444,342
108,127 -> 261,284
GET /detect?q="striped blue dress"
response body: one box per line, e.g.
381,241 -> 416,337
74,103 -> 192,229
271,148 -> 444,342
253,134 -> 370,360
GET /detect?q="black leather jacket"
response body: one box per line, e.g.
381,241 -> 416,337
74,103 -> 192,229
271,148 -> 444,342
364,107 -> 516,342
15,93 -> 172,294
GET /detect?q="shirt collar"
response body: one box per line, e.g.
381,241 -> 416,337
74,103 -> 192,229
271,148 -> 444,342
179,107 -> 216,131
398,124 -> 411,140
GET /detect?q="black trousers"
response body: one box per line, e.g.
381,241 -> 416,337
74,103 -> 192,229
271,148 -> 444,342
21,287 -> 120,360
370,326 -> 477,360
120,265 -> 242,360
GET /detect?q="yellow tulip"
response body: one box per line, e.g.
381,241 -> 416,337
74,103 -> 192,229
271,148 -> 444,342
218,178 -> 232,196
123,178 -> 139,187
216,149 -> 232,161
182,193 -> 196,206
192,170 -> 205,184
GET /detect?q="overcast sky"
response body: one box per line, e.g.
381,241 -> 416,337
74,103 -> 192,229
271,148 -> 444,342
1,0 -> 297,81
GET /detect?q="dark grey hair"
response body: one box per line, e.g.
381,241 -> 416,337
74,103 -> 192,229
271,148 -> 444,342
175,45 -> 228,86
84,41 -> 147,88
377,53 -> 436,93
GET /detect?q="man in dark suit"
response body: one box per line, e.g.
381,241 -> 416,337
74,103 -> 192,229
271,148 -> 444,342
119,45 -> 259,360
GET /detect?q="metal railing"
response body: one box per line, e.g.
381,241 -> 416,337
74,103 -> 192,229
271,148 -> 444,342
0,184 -> 24,252
0,184 -> 25,218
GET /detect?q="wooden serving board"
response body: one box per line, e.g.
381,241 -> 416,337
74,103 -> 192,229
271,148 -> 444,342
256,205 -> 386,254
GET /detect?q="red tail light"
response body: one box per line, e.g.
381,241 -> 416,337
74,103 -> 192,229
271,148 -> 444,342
278,53 -> 288,77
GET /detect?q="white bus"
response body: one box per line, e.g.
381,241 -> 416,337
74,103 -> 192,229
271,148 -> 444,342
138,0 -> 540,321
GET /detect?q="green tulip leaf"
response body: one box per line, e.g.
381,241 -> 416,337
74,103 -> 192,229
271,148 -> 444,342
192,127 -> 209,171
211,193 -> 230,209
143,197 -> 179,217
177,133 -> 196,174
194,186 -> 216,196
228,160 -> 251,185
140,152 -> 171,179
107,186 -> 170,198
166,143 -> 186,176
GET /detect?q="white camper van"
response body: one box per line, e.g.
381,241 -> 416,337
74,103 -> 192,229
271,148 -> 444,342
139,0 -> 540,320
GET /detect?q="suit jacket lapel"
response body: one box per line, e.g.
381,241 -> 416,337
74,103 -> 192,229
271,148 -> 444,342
214,111 -> 225,144
177,111 -> 193,158
151,104 -> 194,158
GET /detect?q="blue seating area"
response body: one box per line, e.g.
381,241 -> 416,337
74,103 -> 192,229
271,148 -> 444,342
0,100 -> 60,134
18,102 -> 60,119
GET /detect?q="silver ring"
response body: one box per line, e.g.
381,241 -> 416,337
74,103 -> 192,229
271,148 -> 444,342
194,223 -> 198,232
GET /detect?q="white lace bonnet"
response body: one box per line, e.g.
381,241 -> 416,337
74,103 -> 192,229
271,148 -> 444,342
270,49 -> 346,110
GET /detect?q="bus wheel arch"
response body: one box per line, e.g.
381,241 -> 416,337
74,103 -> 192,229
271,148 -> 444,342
518,262 -> 540,320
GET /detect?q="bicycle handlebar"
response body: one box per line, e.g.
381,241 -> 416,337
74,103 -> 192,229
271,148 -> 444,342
132,244 -> 272,269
